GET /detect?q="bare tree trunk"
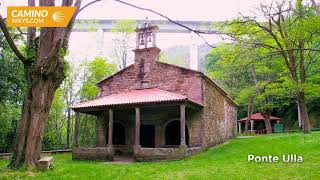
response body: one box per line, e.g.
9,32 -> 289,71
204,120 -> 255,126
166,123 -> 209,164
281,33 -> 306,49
297,101 -> 302,128
244,120 -> 249,133
297,40 -> 310,133
244,97 -> 253,133
66,107 -> 71,149
297,91 -> 311,133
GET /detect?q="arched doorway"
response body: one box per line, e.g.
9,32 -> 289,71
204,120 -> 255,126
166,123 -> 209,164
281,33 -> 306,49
165,120 -> 189,146
140,125 -> 155,147
113,122 -> 125,145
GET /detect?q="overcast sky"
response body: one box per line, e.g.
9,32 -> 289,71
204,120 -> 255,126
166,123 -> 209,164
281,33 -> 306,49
1,0 -> 276,66
1,0 -> 275,20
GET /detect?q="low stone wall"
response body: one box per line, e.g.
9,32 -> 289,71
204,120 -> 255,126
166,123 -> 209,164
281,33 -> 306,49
72,146 -> 203,162
186,147 -> 202,156
72,147 -> 113,161
0,153 -> 12,160
0,149 -> 72,160
135,147 -> 203,161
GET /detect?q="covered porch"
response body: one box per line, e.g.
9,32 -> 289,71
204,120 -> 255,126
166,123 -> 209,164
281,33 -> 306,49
71,88 -> 203,161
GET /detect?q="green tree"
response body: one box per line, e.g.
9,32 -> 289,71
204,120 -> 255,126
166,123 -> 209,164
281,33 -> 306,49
206,43 -> 284,133
61,64 -> 82,149
77,57 -> 116,146
0,0 -> 84,168
159,51 -> 185,67
216,0 -> 320,133
110,20 -> 137,69
0,29 -> 25,153
80,57 -> 117,100
43,89 -> 67,150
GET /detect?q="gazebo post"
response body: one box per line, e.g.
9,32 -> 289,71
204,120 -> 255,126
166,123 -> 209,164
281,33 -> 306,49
250,120 -> 254,133
238,122 -> 242,134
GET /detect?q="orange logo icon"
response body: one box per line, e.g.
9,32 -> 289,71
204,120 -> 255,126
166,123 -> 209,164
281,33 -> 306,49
7,6 -> 76,27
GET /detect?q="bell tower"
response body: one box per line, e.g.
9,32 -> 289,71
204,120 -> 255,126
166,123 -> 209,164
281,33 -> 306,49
135,18 -> 158,49
133,18 -> 161,72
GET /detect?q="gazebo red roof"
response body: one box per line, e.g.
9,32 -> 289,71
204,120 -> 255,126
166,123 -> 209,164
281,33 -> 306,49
239,112 -> 281,122
71,88 -> 203,110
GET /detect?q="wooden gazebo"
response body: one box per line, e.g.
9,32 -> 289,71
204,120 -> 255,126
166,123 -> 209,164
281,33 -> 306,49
238,113 -> 281,133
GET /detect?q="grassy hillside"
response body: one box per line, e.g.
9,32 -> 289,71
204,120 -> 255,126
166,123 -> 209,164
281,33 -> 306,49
1,132 -> 319,179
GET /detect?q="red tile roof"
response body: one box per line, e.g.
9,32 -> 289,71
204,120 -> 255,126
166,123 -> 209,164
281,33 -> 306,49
71,88 -> 203,110
239,113 -> 281,122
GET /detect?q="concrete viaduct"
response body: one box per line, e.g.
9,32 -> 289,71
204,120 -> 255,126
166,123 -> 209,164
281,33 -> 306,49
73,19 -> 216,71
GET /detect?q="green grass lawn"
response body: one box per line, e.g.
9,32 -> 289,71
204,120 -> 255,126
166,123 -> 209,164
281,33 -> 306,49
1,132 -> 319,179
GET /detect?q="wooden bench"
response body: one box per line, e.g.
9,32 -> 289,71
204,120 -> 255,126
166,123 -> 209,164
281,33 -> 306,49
37,156 -> 53,170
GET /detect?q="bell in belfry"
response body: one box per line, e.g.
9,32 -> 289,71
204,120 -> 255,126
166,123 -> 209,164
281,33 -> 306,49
135,18 -> 158,49
148,33 -> 152,42
140,34 -> 145,45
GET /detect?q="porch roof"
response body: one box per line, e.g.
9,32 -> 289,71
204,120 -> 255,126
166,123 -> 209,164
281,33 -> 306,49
71,88 -> 203,110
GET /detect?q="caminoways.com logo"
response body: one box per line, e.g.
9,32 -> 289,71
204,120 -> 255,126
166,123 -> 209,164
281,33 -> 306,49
7,6 -> 76,27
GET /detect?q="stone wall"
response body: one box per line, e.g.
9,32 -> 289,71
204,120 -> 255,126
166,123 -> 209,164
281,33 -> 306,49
186,110 -> 202,147
186,147 -> 203,156
98,47 -> 203,105
0,149 -> 72,160
72,147 -> 113,161
202,78 -> 237,147
95,46 -> 237,157
135,147 -> 202,161
72,146 -> 203,162
224,100 -> 238,139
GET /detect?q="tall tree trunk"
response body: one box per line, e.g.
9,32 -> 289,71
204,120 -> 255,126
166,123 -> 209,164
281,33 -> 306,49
297,91 -> 311,133
244,97 -> 253,133
297,40 -> 310,133
262,112 -> 272,134
66,107 -> 71,149
8,24 -> 66,168
297,101 -> 302,128
244,120 -> 249,133
3,0 -> 83,167
9,62 -> 64,168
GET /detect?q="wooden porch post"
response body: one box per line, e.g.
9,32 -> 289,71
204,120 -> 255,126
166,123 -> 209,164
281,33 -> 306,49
108,109 -> 113,146
180,104 -> 186,147
74,112 -> 80,147
135,107 -> 140,146
96,112 -> 106,147
238,122 -> 242,134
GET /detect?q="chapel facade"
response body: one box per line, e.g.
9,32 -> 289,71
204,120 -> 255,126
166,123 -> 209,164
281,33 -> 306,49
71,21 -> 237,161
